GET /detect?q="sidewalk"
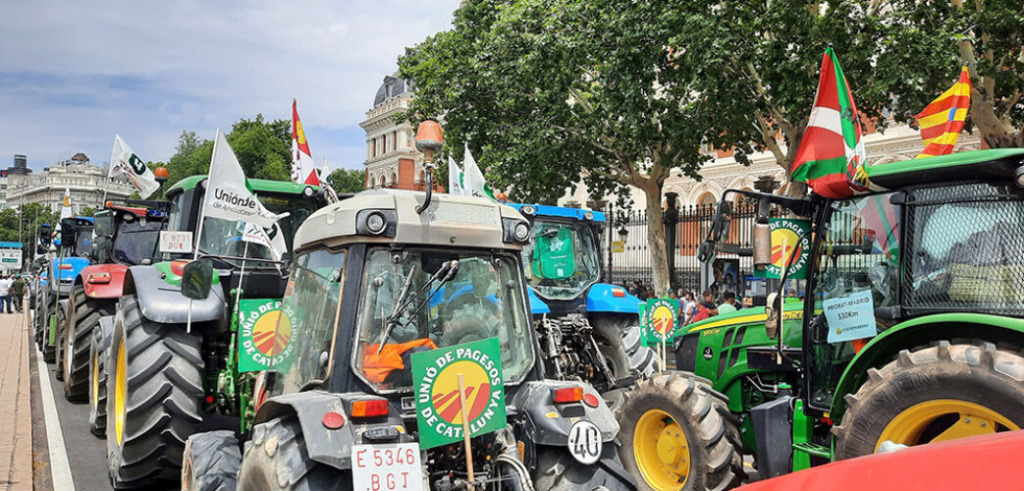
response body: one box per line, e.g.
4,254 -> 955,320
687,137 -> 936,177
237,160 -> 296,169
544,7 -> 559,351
0,308 -> 33,490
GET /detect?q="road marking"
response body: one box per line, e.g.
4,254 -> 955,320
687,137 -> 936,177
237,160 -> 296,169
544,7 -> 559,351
35,343 -> 77,490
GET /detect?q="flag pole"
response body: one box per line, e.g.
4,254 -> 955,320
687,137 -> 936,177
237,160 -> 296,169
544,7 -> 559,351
234,237 -> 249,328
193,130 -> 220,261
457,373 -> 475,489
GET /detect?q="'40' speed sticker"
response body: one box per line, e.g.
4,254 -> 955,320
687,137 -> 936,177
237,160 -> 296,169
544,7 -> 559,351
567,420 -> 603,464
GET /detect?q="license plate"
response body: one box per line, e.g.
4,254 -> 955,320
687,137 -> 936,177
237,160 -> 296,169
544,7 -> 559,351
351,443 -> 424,491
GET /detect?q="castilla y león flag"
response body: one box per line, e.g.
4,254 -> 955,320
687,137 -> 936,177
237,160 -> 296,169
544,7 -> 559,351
791,48 -> 878,199
291,100 -> 320,186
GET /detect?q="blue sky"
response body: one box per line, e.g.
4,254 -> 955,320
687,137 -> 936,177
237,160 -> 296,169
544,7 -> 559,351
0,0 -> 460,172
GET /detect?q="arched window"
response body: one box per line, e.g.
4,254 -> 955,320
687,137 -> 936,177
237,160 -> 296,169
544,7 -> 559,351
369,175 -> 376,188
391,172 -> 398,188
697,192 -> 717,207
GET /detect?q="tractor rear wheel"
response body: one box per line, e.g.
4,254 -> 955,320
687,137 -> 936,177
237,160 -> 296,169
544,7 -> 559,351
237,416 -> 345,490
106,294 -> 204,488
617,371 -> 743,491
182,430 -> 241,491
63,287 -> 114,401
55,301 -> 68,379
532,443 -> 635,490
834,340 -> 1024,459
42,300 -> 58,363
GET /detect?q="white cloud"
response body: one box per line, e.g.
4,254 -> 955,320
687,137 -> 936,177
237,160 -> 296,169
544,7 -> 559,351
0,0 -> 459,170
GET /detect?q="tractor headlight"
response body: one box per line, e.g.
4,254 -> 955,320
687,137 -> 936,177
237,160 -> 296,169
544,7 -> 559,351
503,218 -> 531,244
356,209 -> 397,237
303,186 -> 315,197
583,211 -> 594,221
520,205 -> 536,216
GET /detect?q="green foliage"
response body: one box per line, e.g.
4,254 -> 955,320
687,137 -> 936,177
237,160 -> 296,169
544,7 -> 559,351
163,115 -> 293,189
328,168 -> 367,194
0,203 -> 60,263
79,206 -> 98,217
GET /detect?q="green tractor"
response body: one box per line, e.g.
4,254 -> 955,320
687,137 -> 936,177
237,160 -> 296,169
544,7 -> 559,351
619,148 -> 1024,490
102,176 -> 329,488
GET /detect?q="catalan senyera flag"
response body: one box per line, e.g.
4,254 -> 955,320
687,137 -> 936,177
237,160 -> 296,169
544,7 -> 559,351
915,66 -> 971,159
291,100 -> 320,186
790,48 -> 876,199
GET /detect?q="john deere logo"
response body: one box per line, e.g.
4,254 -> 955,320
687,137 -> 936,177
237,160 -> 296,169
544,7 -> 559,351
766,218 -> 811,280
238,299 -> 295,372
412,337 -> 507,449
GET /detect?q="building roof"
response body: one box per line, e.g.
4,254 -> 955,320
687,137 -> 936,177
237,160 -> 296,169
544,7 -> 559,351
373,74 -> 413,106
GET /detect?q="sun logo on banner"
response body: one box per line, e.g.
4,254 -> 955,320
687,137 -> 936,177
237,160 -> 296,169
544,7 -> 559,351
252,310 -> 291,356
429,360 -> 492,424
651,304 -> 676,335
771,226 -> 802,269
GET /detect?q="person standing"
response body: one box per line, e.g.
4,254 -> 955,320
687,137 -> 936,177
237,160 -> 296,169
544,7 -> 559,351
0,275 -> 11,314
717,291 -> 738,315
681,291 -> 697,325
11,275 -> 25,313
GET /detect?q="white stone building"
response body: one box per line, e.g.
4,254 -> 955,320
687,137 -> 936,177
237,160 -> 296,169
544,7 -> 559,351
360,75 -> 429,191
7,153 -> 134,214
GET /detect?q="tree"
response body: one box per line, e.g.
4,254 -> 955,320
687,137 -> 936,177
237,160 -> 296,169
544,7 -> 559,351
874,0 -> 1023,147
328,168 -> 367,194
401,0 -> 736,296
163,115 -> 292,189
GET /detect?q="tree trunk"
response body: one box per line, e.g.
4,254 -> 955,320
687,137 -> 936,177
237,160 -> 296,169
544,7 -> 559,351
640,180 -> 671,298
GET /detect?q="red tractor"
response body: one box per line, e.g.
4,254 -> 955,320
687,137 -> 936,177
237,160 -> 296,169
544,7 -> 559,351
57,203 -> 167,436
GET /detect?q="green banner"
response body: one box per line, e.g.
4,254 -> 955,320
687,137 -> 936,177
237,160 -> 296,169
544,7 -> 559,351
237,299 -> 294,372
642,298 -> 680,346
766,218 -> 812,280
411,337 -> 507,449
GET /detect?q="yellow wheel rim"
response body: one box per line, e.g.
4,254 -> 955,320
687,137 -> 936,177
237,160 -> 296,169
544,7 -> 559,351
877,399 -> 1019,451
634,409 -> 690,491
91,351 -> 99,409
114,338 -> 127,445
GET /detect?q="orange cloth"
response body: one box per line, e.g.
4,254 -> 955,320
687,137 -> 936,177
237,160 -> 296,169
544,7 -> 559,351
363,338 -> 438,383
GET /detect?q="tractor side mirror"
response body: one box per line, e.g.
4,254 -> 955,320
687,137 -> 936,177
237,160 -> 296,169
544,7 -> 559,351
711,202 -> 733,241
94,213 -> 116,237
181,260 -> 214,300
60,218 -> 78,249
764,292 -> 781,339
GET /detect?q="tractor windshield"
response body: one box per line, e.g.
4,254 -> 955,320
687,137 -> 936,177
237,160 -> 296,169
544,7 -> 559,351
112,218 -> 163,265
196,194 -> 317,268
522,218 -> 600,300
353,248 -> 534,392
74,227 -> 94,258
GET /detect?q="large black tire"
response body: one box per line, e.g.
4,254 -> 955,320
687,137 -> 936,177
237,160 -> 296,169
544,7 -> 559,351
237,416 -> 346,490
106,294 -> 204,489
88,316 -> 114,437
834,340 -> 1024,460
617,372 -> 743,491
63,287 -> 114,401
42,300 -> 57,363
532,443 -> 635,490
182,430 -> 241,491
55,299 -> 69,379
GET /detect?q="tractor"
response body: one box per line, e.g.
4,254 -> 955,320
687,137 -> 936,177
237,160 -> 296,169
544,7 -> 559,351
102,176 -> 329,488
618,147 -> 1024,490
508,203 -> 656,407
181,124 -> 636,491
51,203 -> 168,433
36,216 -> 94,363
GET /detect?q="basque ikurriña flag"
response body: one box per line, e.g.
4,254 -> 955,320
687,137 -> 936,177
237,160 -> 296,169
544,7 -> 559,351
915,66 -> 971,159
790,48 -> 878,199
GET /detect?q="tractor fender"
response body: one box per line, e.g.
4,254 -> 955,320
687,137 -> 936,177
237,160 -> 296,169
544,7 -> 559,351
77,264 -> 129,299
585,283 -> 640,315
123,265 -> 227,325
509,380 -> 619,446
527,288 -> 550,315
832,313 -> 1024,422
50,257 -> 90,297
255,391 -> 411,471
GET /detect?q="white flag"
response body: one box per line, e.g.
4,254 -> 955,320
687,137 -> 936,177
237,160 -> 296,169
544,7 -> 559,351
463,145 -> 495,201
204,130 -> 281,230
319,158 -> 339,202
56,187 -> 73,233
448,156 -> 465,195
109,135 -> 160,198
241,222 -> 284,261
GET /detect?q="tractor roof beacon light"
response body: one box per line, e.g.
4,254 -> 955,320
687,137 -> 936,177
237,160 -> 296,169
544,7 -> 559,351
414,120 -> 444,214
154,166 -> 169,198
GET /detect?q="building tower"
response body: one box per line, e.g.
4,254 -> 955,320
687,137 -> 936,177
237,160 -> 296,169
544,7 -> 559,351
360,74 -> 442,191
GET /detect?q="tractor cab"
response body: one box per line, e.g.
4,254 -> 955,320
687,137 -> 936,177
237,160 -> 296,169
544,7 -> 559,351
680,147 -> 1024,482
91,204 -> 168,266
49,216 -> 95,296
242,190 -> 633,489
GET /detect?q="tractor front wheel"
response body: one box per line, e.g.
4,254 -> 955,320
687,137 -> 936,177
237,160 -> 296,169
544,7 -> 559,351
617,372 -> 743,491
88,319 -> 113,437
106,294 -> 204,488
182,430 -> 241,491
834,340 -> 1024,459
237,416 -> 346,490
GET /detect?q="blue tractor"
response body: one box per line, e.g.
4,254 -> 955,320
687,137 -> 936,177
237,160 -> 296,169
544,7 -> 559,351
509,203 -> 656,407
35,216 -> 94,364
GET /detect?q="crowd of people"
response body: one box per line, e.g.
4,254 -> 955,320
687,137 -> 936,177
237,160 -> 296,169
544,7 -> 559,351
0,274 -> 27,314
627,278 -> 746,327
